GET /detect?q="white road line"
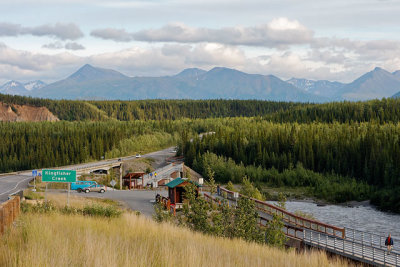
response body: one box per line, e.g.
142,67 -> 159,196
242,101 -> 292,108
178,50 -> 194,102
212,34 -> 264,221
0,176 -> 32,196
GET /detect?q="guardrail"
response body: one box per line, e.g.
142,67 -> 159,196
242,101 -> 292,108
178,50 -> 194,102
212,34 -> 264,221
0,196 -> 20,235
304,229 -> 400,266
345,227 -> 399,253
219,187 -> 345,238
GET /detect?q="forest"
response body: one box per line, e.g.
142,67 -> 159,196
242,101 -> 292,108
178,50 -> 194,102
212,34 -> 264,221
1,94 -> 399,212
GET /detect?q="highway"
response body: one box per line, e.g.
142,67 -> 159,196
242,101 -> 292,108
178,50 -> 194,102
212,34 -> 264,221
0,146 -> 176,203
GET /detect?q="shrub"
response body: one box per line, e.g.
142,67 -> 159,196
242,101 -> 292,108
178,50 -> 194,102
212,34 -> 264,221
82,204 -> 122,218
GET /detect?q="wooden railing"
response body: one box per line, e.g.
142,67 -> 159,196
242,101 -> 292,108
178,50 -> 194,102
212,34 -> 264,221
219,187 -> 345,238
0,196 -> 20,235
155,194 -> 176,215
204,192 -> 304,239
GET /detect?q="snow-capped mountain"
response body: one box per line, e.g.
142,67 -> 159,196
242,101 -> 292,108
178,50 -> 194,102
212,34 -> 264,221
0,80 -> 47,96
24,80 -> 47,91
0,81 -> 28,96
287,78 -> 344,99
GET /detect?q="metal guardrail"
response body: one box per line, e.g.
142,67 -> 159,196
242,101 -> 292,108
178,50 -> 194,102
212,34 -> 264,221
304,229 -> 400,266
344,227 -> 400,253
219,187 -> 345,238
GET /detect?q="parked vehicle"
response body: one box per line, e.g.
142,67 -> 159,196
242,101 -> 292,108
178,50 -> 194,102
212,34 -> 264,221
135,154 -> 141,158
71,181 -> 98,193
84,184 -> 106,193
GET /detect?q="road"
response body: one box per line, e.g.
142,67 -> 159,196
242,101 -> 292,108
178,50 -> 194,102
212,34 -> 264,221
0,174 -> 32,202
0,146 -> 176,203
72,189 -> 168,217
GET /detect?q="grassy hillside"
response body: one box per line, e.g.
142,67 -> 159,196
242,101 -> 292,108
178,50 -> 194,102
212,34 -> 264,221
0,195 -> 351,267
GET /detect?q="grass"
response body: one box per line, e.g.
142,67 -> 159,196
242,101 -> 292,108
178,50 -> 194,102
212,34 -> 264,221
0,195 -> 354,267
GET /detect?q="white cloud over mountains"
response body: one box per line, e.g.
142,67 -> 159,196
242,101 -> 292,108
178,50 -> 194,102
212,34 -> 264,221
0,22 -> 83,40
1,14 -> 400,84
91,18 -> 314,48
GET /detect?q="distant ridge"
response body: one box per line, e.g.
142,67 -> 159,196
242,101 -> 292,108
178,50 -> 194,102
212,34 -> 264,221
3,65 -> 400,102
29,64 -> 324,102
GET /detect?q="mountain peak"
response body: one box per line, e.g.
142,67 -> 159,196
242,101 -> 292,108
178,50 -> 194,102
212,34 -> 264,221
175,68 -> 206,79
68,64 -> 128,82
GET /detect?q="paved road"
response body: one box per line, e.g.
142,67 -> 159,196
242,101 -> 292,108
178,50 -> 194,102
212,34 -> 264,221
0,174 -> 32,202
0,146 -> 176,203
72,189 -> 168,217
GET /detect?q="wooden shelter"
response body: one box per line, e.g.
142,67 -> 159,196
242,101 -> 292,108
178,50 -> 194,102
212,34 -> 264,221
123,172 -> 145,190
165,178 -> 200,206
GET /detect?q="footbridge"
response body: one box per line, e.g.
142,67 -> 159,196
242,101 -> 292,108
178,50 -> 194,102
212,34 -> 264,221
204,187 -> 400,267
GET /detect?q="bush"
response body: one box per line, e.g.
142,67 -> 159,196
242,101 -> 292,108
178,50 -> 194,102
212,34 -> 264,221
82,204 -> 122,218
21,201 -> 56,214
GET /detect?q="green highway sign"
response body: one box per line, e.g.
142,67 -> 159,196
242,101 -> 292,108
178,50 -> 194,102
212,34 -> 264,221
42,169 -> 76,183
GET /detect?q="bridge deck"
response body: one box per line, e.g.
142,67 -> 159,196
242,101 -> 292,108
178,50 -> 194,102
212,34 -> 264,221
207,188 -> 400,267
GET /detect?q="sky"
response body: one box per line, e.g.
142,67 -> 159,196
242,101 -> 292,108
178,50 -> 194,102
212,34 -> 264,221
1,0 -> 400,84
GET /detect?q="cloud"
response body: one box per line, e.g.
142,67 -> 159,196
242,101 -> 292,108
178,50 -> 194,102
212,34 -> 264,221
0,42 -> 80,72
65,42 -> 85,50
43,42 -> 85,51
91,28 -> 133,42
42,42 -> 64,49
0,22 -> 83,40
91,18 -> 314,48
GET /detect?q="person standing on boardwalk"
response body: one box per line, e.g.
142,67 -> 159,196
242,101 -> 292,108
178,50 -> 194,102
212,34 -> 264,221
385,234 -> 394,255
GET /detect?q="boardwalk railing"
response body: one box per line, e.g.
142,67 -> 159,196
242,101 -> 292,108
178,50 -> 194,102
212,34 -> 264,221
0,196 -> 20,235
304,229 -> 400,266
219,187 -> 345,238
345,227 -> 400,253
204,192 -> 304,239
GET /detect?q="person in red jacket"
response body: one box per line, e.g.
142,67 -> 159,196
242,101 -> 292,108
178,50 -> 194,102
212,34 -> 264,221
385,234 -> 394,255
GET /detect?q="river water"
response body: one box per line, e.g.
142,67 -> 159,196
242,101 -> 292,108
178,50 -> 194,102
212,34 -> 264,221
278,201 -> 400,239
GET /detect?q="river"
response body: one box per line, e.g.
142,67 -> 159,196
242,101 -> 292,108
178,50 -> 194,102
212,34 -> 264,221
278,201 -> 400,239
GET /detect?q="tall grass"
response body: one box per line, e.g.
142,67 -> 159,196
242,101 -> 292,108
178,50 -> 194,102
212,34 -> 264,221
0,211 -> 352,267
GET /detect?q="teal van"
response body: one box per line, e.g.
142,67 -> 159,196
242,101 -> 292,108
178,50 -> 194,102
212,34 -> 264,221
71,181 -> 97,192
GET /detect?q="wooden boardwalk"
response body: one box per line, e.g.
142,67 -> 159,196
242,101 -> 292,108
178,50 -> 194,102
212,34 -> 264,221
206,188 -> 400,267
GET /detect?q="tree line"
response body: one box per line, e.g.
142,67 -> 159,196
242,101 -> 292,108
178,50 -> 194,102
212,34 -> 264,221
3,93 -> 400,124
181,118 -> 400,212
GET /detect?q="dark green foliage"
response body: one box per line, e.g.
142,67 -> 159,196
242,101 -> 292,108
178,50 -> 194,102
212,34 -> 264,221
232,197 -> 264,243
190,152 -> 371,203
371,187 -> 400,213
0,120 -> 180,173
265,214 -> 286,248
153,202 -> 173,223
266,98 -> 400,124
186,119 -> 399,191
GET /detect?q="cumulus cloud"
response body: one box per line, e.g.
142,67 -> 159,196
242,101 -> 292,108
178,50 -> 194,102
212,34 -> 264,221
0,22 -> 83,40
43,42 -> 85,51
0,42 -> 80,72
91,18 -> 314,48
91,28 -> 133,42
65,42 -> 85,50
42,42 -> 64,49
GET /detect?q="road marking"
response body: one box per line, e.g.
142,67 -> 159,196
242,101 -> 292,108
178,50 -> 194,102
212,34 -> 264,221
0,176 -> 32,196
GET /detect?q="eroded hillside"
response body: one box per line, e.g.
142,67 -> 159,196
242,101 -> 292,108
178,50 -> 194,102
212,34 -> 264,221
0,102 -> 59,122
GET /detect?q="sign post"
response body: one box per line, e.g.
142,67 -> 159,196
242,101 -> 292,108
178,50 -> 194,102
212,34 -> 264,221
32,170 -> 38,192
110,179 -> 116,190
42,169 -> 76,206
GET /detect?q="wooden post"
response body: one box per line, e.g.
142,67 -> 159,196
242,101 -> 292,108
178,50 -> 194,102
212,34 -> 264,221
119,163 -> 122,190
0,206 -> 4,235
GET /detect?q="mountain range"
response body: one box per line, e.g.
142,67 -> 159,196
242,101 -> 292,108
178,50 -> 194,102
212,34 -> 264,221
2,65 -> 400,102
0,80 -> 46,96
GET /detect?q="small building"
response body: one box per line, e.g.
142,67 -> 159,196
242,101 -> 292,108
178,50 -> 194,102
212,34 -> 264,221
165,177 -> 200,208
157,178 -> 170,186
123,172 -> 145,190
